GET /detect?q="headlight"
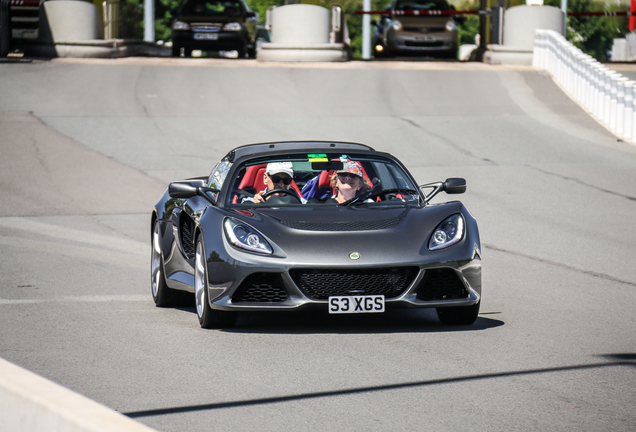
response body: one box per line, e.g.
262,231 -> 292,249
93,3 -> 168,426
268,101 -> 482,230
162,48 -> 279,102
224,218 -> 272,254
429,214 -> 464,250
173,20 -> 190,31
392,20 -> 403,31
445,20 -> 457,32
223,22 -> 242,31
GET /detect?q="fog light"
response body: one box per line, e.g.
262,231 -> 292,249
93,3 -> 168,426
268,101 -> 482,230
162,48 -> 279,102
375,45 -> 384,52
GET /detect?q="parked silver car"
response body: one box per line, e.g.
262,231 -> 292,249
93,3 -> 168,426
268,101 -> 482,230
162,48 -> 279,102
373,0 -> 459,58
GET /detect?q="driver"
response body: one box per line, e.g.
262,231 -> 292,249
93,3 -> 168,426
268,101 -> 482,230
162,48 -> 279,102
251,162 -> 307,204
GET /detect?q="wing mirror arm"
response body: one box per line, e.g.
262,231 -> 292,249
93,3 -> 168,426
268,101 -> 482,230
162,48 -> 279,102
419,178 -> 466,203
197,187 -> 220,205
169,182 -> 220,205
419,181 -> 444,204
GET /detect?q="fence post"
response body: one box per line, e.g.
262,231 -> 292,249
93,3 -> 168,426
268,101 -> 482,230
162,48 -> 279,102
616,77 -> 629,135
623,81 -> 635,140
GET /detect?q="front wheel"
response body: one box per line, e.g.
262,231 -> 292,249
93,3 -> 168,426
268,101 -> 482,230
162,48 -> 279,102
436,301 -> 480,325
194,237 -> 237,329
151,220 -> 181,307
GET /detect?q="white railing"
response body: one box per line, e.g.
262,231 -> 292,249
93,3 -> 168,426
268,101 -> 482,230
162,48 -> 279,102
533,29 -> 636,144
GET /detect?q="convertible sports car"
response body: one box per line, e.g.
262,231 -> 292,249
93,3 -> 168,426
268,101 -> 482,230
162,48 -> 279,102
151,141 -> 481,328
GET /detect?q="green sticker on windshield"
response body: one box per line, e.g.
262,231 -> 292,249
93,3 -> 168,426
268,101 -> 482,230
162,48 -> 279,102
308,153 -> 328,162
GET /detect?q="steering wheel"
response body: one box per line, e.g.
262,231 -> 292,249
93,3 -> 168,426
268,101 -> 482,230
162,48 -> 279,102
261,188 -> 302,203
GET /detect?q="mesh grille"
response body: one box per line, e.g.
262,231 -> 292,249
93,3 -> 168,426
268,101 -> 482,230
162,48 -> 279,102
280,218 -> 400,232
416,268 -> 468,301
180,217 -> 196,260
232,273 -> 288,303
290,267 -> 418,300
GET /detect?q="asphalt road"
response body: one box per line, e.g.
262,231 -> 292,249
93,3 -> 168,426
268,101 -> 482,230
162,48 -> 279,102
1,57 -> 635,432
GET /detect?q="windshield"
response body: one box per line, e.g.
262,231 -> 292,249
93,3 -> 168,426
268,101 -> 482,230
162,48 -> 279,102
395,0 -> 451,11
182,0 -> 244,16
225,153 -> 421,208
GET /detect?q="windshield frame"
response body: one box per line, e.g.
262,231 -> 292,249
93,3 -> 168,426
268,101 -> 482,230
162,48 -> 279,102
219,151 -> 423,209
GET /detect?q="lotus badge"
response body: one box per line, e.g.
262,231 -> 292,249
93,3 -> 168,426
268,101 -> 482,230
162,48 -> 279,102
349,252 -> 360,260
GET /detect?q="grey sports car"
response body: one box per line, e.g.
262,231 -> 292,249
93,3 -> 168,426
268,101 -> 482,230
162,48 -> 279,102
151,141 -> 482,328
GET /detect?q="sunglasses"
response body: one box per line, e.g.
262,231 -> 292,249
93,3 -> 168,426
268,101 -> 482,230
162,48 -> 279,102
337,173 -> 360,180
269,174 -> 292,185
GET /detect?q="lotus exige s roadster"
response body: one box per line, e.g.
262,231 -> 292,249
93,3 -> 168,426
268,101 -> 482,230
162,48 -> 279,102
151,141 -> 481,328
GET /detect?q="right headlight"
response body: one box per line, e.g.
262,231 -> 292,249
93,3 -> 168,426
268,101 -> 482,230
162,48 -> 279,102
173,20 -> 190,31
429,214 -> 464,251
224,218 -> 272,254
392,20 -> 403,31
223,22 -> 242,31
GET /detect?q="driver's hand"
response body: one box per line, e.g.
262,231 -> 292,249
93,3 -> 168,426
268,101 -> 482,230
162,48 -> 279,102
253,192 -> 265,203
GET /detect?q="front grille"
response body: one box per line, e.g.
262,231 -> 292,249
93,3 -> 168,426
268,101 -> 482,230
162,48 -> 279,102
232,273 -> 288,303
416,268 -> 468,301
290,267 -> 418,300
280,218 -> 400,231
191,24 -> 221,32
405,40 -> 445,47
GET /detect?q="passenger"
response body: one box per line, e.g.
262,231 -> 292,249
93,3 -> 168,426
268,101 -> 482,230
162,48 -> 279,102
249,162 -> 307,204
330,161 -> 372,204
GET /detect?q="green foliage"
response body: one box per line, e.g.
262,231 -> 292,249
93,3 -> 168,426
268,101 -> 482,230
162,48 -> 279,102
456,0 -> 479,45
155,0 -> 184,43
563,0 -> 628,61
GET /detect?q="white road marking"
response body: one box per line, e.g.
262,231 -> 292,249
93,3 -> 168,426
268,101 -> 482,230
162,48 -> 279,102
0,294 -> 148,305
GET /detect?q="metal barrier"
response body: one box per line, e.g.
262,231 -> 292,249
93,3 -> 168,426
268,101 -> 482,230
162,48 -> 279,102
534,29 -> 636,144
103,0 -> 143,40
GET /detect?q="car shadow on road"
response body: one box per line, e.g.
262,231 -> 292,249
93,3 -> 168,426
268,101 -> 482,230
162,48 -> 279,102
124,353 -> 635,420
223,308 -> 504,334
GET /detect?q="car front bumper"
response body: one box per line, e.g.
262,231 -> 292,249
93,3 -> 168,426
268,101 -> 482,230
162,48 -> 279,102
173,31 -> 247,52
205,233 -> 481,312
389,32 -> 457,53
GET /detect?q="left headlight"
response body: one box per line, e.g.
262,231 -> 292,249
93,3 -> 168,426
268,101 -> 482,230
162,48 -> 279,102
429,214 -> 464,250
223,22 -> 242,31
224,218 -> 272,254
445,20 -> 457,32
173,20 -> 190,31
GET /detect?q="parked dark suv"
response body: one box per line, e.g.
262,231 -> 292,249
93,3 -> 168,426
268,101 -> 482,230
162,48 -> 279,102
172,0 -> 258,58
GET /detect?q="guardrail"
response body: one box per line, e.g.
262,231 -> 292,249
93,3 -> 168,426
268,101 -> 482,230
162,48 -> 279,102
534,29 -> 636,144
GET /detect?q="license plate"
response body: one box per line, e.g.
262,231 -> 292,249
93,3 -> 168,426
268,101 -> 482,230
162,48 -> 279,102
194,33 -> 218,40
328,295 -> 385,314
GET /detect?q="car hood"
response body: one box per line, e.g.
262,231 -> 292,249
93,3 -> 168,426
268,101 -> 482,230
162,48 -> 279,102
224,202 -> 473,266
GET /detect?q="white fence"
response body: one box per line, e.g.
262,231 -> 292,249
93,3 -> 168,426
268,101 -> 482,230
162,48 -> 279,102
533,29 -> 636,144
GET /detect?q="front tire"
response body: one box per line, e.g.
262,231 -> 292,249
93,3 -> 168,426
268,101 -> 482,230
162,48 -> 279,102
436,301 -> 480,325
151,220 -> 181,307
195,237 -> 237,329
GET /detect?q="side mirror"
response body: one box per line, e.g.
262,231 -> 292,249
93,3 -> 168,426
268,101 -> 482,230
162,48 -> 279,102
169,182 -> 198,199
443,178 -> 466,194
246,10 -> 257,19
